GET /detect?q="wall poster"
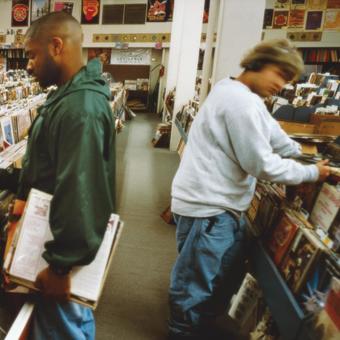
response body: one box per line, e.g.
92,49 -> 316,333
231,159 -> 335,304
53,1 -> 74,15
81,0 -> 100,24
323,9 -> 340,30
327,0 -> 340,9
305,10 -> 324,29
31,0 -> 50,22
288,9 -> 306,27
273,10 -> 289,28
12,0 -> 29,27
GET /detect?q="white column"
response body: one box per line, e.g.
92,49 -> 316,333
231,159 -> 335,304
212,0 -> 266,84
199,0 -> 219,106
157,48 -> 169,114
168,0 -> 205,151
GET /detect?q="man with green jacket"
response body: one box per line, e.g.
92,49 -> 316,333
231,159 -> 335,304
18,12 -> 115,339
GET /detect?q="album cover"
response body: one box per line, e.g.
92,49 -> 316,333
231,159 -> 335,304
280,229 -> 324,294
323,9 -> 340,30
53,1 -> 74,15
288,9 -> 306,27
147,0 -> 167,22
31,0 -> 50,23
291,0 -> 307,9
266,211 -> 301,266
327,0 -> 340,9
273,10 -> 289,28
305,10 -> 324,29
263,9 -> 274,28
307,0 -> 327,10
310,182 -> 340,232
11,0 -> 29,27
274,0 -> 290,9
81,0 -> 100,24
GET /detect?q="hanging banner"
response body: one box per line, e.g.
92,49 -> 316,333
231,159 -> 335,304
81,0 -> 100,24
31,0 -> 50,22
12,0 -> 29,27
53,1 -> 74,15
110,49 -> 151,65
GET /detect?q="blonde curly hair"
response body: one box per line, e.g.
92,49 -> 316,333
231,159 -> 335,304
240,39 -> 304,82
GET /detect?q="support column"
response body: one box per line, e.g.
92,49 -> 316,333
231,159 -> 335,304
199,0 -> 219,106
212,0 -> 266,84
166,0 -> 205,151
157,48 -> 169,115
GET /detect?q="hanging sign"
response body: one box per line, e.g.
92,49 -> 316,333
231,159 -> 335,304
12,0 -> 29,27
110,49 -> 151,65
81,0 -> 100,24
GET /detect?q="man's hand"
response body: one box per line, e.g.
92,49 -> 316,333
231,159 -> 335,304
316,159 -> 331,182
35,266 -> 71,302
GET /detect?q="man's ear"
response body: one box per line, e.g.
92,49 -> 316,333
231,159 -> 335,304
49,37 -> 63,56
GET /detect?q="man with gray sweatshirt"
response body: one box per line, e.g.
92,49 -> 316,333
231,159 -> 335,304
168,39 -> 330,340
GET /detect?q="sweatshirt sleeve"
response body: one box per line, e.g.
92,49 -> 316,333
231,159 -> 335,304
42,101 -> 115,268
226,104 -> 319,185
268,114 -> 302,158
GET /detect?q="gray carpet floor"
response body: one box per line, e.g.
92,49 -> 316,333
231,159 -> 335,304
95,113 -> 179,340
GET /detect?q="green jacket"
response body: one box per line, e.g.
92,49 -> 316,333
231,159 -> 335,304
17,59 -> 115,268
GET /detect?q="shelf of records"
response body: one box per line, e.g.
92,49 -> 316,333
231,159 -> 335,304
227,271 -> 339,340
271,72 -> 340,113
0,69 -> 41,105
152,99 -> 199,149
109,82 -> 136,133
246,170 -> 340,339
0,93 -> 45,154
300,48 -> 340,64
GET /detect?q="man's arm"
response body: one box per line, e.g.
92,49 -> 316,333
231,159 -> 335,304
44,105 -> 115,269
35,99 -> 115,301
268,113 -> 302,158
226,106 -> 319,185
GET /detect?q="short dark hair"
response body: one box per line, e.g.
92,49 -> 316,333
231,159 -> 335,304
26,12 -> 80,41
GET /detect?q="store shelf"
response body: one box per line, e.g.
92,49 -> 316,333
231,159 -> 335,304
174,118 -> 188,144
251,241 -> 314,340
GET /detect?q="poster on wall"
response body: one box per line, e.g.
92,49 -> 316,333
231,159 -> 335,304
52,1 -> 74,15
12,0 -> 29,27
81,0 -> 100,24
165,0 -> 175,21
291,0 -> 307,9
203,0 -> 210,23
274,0 -> 290,9
31,0 -> 50,22
305,10 -> 324,29
263,9 -> 274,28
272,10 -> 289,28
110,49 -> 151,65
323,9 -> 340,30
87,48 -> 111,64
147,0 -> 167,22
288,9 -> 306,27
327,0 -> 340,9
307,0 -> 327,10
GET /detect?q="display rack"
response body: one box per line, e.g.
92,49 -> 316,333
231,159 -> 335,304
251,241 -> 316,340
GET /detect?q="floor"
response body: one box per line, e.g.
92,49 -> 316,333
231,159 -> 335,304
95,113 -> 179,340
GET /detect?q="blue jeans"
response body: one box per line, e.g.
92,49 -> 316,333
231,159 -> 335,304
168,211 -> 247,336
30,297 -> 95,340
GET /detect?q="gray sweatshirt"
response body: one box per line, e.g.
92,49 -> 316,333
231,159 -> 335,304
171,78 -> 319,218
